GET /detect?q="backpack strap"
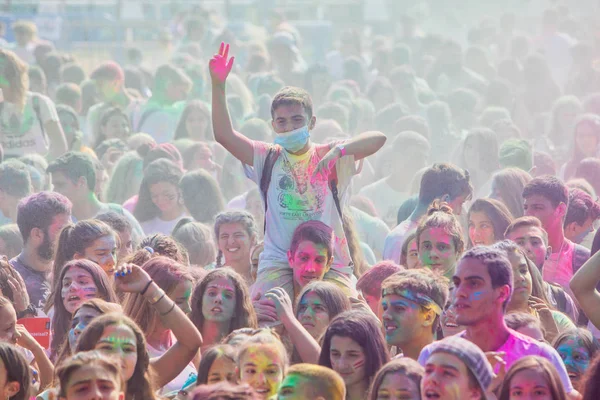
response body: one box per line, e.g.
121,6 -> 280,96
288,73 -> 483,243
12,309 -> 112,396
259,145 -> 281,233
329,163 -> 343,220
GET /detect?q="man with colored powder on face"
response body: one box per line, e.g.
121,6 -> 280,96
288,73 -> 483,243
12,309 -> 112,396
523,176 -> 590,298
46,152 -> 143,245
505,216 -> 579,323
277,363 -> 346,400
11,191 -> 71,312
209,43 -> 386,300
418,246 -> 579,398
381,269 -> 449,360
383,163 -> 473,262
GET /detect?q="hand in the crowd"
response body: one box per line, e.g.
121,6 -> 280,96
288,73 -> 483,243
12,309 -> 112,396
7,272 -> 29,313
252,292 -> 279,325
264,287 -> 295,323
113,264 -> 152,294
209,42 -> 234,85
485,351 -> 507,393
313,147 -> 340,180
15,324 -> 40,351
529,296 -> 559,342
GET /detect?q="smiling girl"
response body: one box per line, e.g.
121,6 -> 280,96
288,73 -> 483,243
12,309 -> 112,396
237,330 -> 289,400
190,268 -> 257,349
319,310 -> 390,400
49,259 -> 119,360
499,356 -> 567,400
416,202 -> 465,279
467,198 -> 514,248
135,159 -> 187,236
553,328 -> 600,391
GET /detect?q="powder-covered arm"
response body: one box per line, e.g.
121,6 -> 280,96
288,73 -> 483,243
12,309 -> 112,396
570,249 -> 600,329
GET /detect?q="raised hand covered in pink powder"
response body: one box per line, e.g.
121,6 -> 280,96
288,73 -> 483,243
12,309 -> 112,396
209,42 -> 235,84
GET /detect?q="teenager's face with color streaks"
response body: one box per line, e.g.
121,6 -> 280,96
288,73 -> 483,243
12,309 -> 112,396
375,371 -> 420,400
507,250 -> 532,308
78,235 -> 117,274
202,277 -> 237,323
508,368 -> 553,400
62,364 -> 125,400
69,306 -> 101,351
94,324 -> 138,381
61,266 -> 99,314
453,258 -> 504,327
329,336 -> 366,387
289,240 -> 332,290
170,279 -> 193,315
422,352 -> 481,400
381,294 -> 428,347
239,344 -> 285,399
557,336 -> 592,388
419,227 -> 459,278
296,291 -> 330,339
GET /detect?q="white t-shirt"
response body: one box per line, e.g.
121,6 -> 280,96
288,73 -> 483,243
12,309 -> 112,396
251,141 -> 356,270
418,329 -> 575,394
383,219 -> 419,263
359,178 -> 409,227
141,212 -> 187,236
1,92 -> 58,158
350,206 -> 390,260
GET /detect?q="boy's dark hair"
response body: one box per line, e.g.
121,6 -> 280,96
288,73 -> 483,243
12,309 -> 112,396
47,152 -> 96,191
90,61 -> 124,83
16,191 -> 71,242
0,160 -> 31,197
55,83 -> 81,109
289,220 -> 334,260
419,163 -> 473,206
565,188 -> 600,227
96,211 -> 132,233
271,86 -> 314,120
523,175 -> 568,209
59,62 -> 86,85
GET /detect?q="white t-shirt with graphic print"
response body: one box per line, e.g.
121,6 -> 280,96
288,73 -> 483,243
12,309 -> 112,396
1,92 -> 58,158
250,140 -> 357,271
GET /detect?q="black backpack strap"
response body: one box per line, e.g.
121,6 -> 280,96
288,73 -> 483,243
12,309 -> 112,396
329,163 -> 343,220
259,146 -> 281,233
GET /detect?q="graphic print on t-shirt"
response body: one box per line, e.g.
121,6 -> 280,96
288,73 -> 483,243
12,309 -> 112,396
276,153 -> 326,220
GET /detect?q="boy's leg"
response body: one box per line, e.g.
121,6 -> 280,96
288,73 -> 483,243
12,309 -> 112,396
251,260 -> 294,300
323,264 -> 357,297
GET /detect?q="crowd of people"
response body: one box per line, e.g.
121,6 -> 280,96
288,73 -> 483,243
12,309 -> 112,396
2,1 -> 600,399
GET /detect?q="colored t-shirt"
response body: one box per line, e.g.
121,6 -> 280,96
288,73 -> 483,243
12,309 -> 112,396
250,140 -> 356,270
1,92 -> 58,158
10,256 -> 51,311
542,239 -> 590,300
418,329 -> 574,394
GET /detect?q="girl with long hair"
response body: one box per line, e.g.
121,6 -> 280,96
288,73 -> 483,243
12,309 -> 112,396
368,358 -> 424,400
416,201 -> 465,279
174,100 -> 214,142
190,268 -> 257,349
490,167 -> 532,218
134,159 -> 187,236
467,198 -> 514,248
48,259 -> 119,359
122,257 -> 200,394
319,310 -> 390,400
498,356 -> 567,400
295,281 -> 351,340
561,114 -> 600,180
105,151 -> 144,206
0,48 -> 67,159
180,170 -> 225,224
553,328 -> 600,391
195,345 -> 236,385
0,342 -> 31,400
213,211 -> 258,283
94,106 -> 131,148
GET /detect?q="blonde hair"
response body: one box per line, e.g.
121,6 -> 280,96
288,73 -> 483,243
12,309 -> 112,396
0,49 -> 28,112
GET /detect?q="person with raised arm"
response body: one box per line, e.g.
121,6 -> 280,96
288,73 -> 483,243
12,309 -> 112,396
209,42 -> 386,299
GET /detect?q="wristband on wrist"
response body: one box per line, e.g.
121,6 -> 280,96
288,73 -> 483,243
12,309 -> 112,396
149,289 -> 166,305
141,280 -> 154,296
